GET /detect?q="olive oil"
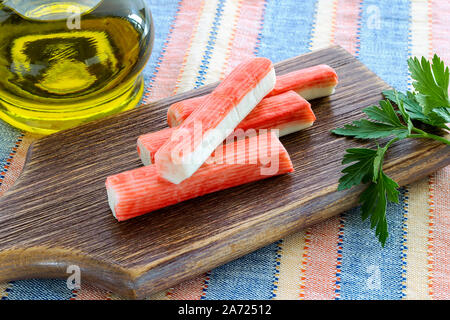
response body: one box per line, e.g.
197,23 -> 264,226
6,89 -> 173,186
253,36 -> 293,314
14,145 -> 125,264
0,0 -> 154,134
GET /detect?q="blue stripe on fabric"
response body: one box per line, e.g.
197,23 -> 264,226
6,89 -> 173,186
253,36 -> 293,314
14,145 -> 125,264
256,0 -> 317,62
358,0 -> 410,91
337,0 -> 411,300
338,190 -> 407,300
400,189 -> 409,299
194,0 -> 226,89
142,0 -> 182,95
0,121 -> 22,181
202,243 -> 280,300
5,280 -> 73,300
0,135 -> 23,186
340,189 -> 408,299
202,0 -> 318,300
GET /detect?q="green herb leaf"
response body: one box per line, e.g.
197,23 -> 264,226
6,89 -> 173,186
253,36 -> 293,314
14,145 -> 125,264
433,107 -> 450,123
359,170 -> 399,247
393,91 -> 413,134
337,148 -> 377,191
372,146 -> 386,183
408,54 -> 450,113
383,90 -> 450,130
332,100 -> 410,139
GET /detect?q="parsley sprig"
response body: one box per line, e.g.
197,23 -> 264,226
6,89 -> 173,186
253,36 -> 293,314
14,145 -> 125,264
332,54 -> 450,246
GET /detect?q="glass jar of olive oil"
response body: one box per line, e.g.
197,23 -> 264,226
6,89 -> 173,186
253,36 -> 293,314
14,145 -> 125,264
0,0 -> 154,134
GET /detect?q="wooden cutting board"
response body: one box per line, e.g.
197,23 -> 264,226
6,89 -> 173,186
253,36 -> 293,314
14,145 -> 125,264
0,46 -> 448,299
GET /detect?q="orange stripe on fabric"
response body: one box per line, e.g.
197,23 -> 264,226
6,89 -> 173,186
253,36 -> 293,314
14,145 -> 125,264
427,175 -> 435,297
431,0 -> 450,64
303,216 -> 341,300
0,133 -> 40,197
429,0 -> 450,299
225,0 -> 266,75
431,167 -> 450,299
334,0 -> 362,55
167,274 -> 209,300
144,0 -> 204,102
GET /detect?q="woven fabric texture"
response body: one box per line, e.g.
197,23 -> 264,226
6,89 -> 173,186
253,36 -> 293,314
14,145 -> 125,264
0,0 -> 448,300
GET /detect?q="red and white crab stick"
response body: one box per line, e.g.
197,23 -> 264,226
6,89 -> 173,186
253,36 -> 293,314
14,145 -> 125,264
106,132 -> 293,221
167,64 -> 337,127
155,57 -> 276,184
138,91 -> 315,166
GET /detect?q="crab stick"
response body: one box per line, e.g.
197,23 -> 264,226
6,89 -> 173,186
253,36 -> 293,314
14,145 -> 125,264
138,91 -> 315,166
167,64 -> 337,127
155,58 -> 276,184
107,132 -> 293,221
267,64 -> 338,99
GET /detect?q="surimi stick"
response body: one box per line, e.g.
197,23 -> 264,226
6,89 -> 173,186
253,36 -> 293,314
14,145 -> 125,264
107,132 -> 294,221
267,64 -> 338,99
138,91 -> 315,166
138,127 -> 173,166
167,64 -> 337,127
155,57 -> 276,184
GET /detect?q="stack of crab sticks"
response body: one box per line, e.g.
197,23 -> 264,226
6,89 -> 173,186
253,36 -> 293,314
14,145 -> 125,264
167,64 -> 337,127
106,58 -> 338,221
137,91 -> 316,166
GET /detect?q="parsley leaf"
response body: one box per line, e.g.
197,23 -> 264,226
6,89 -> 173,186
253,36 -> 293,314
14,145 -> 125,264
360,169 -> 399,246
384,90 -> 450,130
337,142 -> 400,246
392,91 -> 413,134
408,54 -> 450,113
432,107 -> 450,123
338,148 -> 377,191
331,100 -> 410,139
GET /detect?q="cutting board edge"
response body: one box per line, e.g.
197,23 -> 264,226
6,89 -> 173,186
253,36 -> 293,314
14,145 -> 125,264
0,143 -> 447,299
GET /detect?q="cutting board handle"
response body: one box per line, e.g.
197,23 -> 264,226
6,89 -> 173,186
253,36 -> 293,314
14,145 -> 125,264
0,143 -> 139,297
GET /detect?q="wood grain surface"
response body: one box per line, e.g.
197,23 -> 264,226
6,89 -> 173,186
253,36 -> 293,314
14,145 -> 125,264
0,46 -> 448,299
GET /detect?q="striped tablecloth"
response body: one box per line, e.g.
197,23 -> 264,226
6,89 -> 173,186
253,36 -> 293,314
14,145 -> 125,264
1,0 -> 449,300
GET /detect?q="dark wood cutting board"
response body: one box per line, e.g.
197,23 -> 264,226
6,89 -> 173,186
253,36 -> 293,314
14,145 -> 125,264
0,46 -> 448,299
